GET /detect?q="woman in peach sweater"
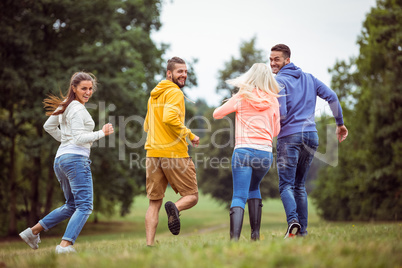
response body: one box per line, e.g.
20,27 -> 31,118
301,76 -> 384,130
213,63 -> 280,241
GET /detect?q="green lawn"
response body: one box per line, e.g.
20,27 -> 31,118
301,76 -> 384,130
1,188 -> 401,268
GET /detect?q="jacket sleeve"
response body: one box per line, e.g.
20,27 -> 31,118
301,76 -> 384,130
43,115 -> 62,142
276,78 -> 288,122
144,103 -> 149,133
273,98 -> 281,138
70,108 -> 105,145
212,94 -> 238,119
162,90 -> 195,141
315,78 -> 344,126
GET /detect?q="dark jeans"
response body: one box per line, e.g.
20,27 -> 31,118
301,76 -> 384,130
277,132 -> 319,235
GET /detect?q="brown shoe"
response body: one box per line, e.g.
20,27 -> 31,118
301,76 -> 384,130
165,201 -> 180,235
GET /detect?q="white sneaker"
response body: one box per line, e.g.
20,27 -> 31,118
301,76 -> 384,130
55,245 -> 77,254
284,220 -> 301,239
19,228 -> 41,249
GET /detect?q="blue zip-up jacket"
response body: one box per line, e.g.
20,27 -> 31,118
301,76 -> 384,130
275,63 -> 344,139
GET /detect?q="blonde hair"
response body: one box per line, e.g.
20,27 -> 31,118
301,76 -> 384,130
43,72 -> 97,116
226,63 -> 280,104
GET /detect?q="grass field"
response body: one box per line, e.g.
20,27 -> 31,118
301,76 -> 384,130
1,188 -> 401,268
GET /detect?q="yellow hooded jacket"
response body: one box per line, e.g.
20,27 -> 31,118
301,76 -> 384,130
144,80 -> 195,158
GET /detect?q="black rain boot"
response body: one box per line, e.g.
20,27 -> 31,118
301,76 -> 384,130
230,207 -> 244,241
248,198 -> 263,241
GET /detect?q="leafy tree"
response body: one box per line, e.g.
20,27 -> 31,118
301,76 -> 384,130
312,0 -> 402,221
0,0 -> 165,236
197,38 -> 279,207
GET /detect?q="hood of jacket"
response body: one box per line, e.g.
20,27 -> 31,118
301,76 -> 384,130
277,62 -> 302,79
243,89 -> 276,111
150,80 -> 179,100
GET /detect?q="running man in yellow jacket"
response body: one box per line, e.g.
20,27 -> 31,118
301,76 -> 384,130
144,57 -> 200,246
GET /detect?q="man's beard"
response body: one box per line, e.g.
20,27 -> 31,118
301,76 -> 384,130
172,76 -> 185,88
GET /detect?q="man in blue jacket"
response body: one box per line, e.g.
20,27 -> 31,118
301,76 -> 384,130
270,44 -> 348,238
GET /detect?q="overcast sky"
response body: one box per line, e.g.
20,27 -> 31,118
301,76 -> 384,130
152,0 -> 377,114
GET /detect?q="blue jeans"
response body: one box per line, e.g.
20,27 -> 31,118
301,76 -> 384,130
277,132 -> 319,235
231,148 -> 273,209
39,154 -> 93,244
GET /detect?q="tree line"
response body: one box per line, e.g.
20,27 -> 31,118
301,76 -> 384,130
312,0 -> 402,221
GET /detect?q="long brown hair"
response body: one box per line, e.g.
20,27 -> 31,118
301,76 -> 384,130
43,72 -> 97,116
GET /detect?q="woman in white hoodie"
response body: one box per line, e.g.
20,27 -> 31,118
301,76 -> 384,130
19,72 -> 114,253
213,63 -> 280,241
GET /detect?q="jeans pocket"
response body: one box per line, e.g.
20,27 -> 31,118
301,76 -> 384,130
83,159 -> 92,174
305,132 -> 319,149
312,137 -> 319,149
232,149 -> 250,167
61,161 -> 77,179
260,154 -> 273,169
277,143 -> 298,169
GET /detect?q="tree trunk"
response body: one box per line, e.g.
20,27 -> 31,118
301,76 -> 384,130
8,135 -> 17,236
29,125 -> 45,225
44,155 -> 55,215
28,156 -> 41,226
